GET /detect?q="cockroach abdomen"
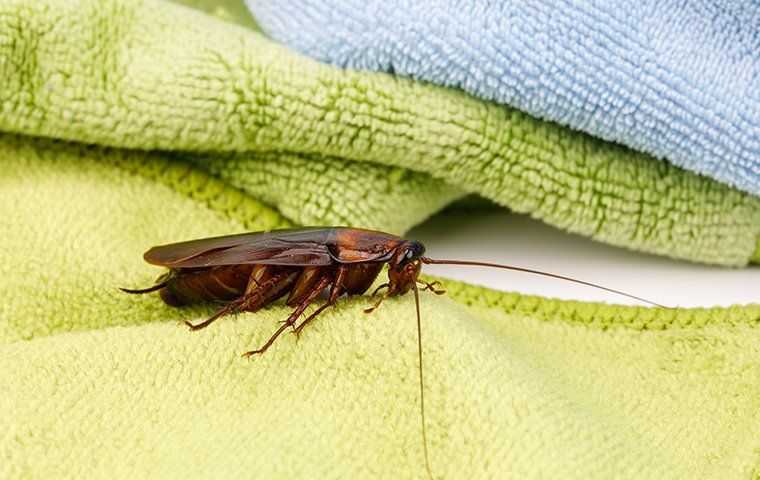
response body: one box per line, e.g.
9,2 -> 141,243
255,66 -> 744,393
159,285 -> 185,307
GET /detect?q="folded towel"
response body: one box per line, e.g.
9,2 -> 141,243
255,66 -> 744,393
246,0 -> 760,196
4,3 -> 760,478
1,0 -> 759,266
4,134 -> 760,479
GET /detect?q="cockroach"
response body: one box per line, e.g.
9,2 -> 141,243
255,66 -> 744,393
122,227 -> 664,479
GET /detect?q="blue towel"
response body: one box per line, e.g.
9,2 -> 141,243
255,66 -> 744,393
246,0 -> 760,196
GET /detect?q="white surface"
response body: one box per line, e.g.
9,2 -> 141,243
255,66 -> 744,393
408,211 -> 760,308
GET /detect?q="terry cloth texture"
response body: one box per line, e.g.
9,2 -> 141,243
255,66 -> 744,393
1,0 -> 760,265
4,134 -> 760,480
2,2 -> 760,479
246,0 -> 760,196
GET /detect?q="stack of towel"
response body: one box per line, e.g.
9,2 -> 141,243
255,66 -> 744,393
2,1 -> 759,478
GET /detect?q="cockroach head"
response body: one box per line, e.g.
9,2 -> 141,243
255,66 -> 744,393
400,240 -> 425,265
387,241 -> 425,295
393,240 -> 425,267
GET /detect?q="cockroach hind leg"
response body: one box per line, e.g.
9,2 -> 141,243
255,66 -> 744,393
184,320 -> 207,331
243,275 -> 331,357
277,317 -> 298,333
241,321 -> 293,358
293,302 -> 333,339
185,302 -> 239,331
241,349 -> 260,359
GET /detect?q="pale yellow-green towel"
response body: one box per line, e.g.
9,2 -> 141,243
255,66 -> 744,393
3,1 -> 760,479
3,131 -> 760,479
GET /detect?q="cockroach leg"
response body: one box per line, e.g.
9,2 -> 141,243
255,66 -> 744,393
185,300 -> 242,331
417,280 -> 446,295
292,268 -> 347,337
364,282 -> 391,313
293,301 -> 332,338
187,270 -> 293,331
242,319 -> 293,358
364,292 -> 390,314
333,265 -> 349,291
239,271 -> 295,311
370,282 -> 390,297
242,275 -> 332,357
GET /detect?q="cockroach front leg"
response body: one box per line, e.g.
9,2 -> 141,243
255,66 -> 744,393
363,282 -> 390,313
242,275 -> 332,358
417,280 -> 446,295
364,292 -> 391,314
370,283 -> 390,297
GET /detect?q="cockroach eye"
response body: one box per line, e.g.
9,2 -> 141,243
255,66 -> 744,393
402,241 -> 425,263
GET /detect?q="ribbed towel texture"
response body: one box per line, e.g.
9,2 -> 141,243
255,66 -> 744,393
1,0 -> 759,265
4,134 -> 760,479
246,0 -> 760,196
3,1 -> 760,478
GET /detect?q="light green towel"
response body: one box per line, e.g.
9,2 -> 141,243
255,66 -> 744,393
4,135 -> 760,479
2,0 -> 760,265
3,1 -> 760,479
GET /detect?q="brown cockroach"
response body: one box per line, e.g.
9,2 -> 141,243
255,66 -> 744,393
122,227 -> 664,479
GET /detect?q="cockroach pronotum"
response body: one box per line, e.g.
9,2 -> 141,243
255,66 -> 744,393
122,227 -> 665,479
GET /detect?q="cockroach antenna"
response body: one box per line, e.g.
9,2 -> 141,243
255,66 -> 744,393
413,283 -> 434,480
420,257 -> 668,308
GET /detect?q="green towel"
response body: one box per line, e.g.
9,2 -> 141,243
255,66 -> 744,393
3,1 -> 760,479
2,0 -> 760,265
4,135 -> 760,479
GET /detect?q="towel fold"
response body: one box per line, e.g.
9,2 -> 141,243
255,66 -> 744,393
4,133 -> 760,479
4,2 -> 760,478
245,0 -> 760,196
1,0 -> 759,265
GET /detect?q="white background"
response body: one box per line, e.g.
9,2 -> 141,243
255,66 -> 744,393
408,211 -> 759,308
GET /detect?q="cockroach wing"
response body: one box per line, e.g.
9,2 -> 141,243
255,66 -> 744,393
144,229 -> 336,268
143,227 -> 406,268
